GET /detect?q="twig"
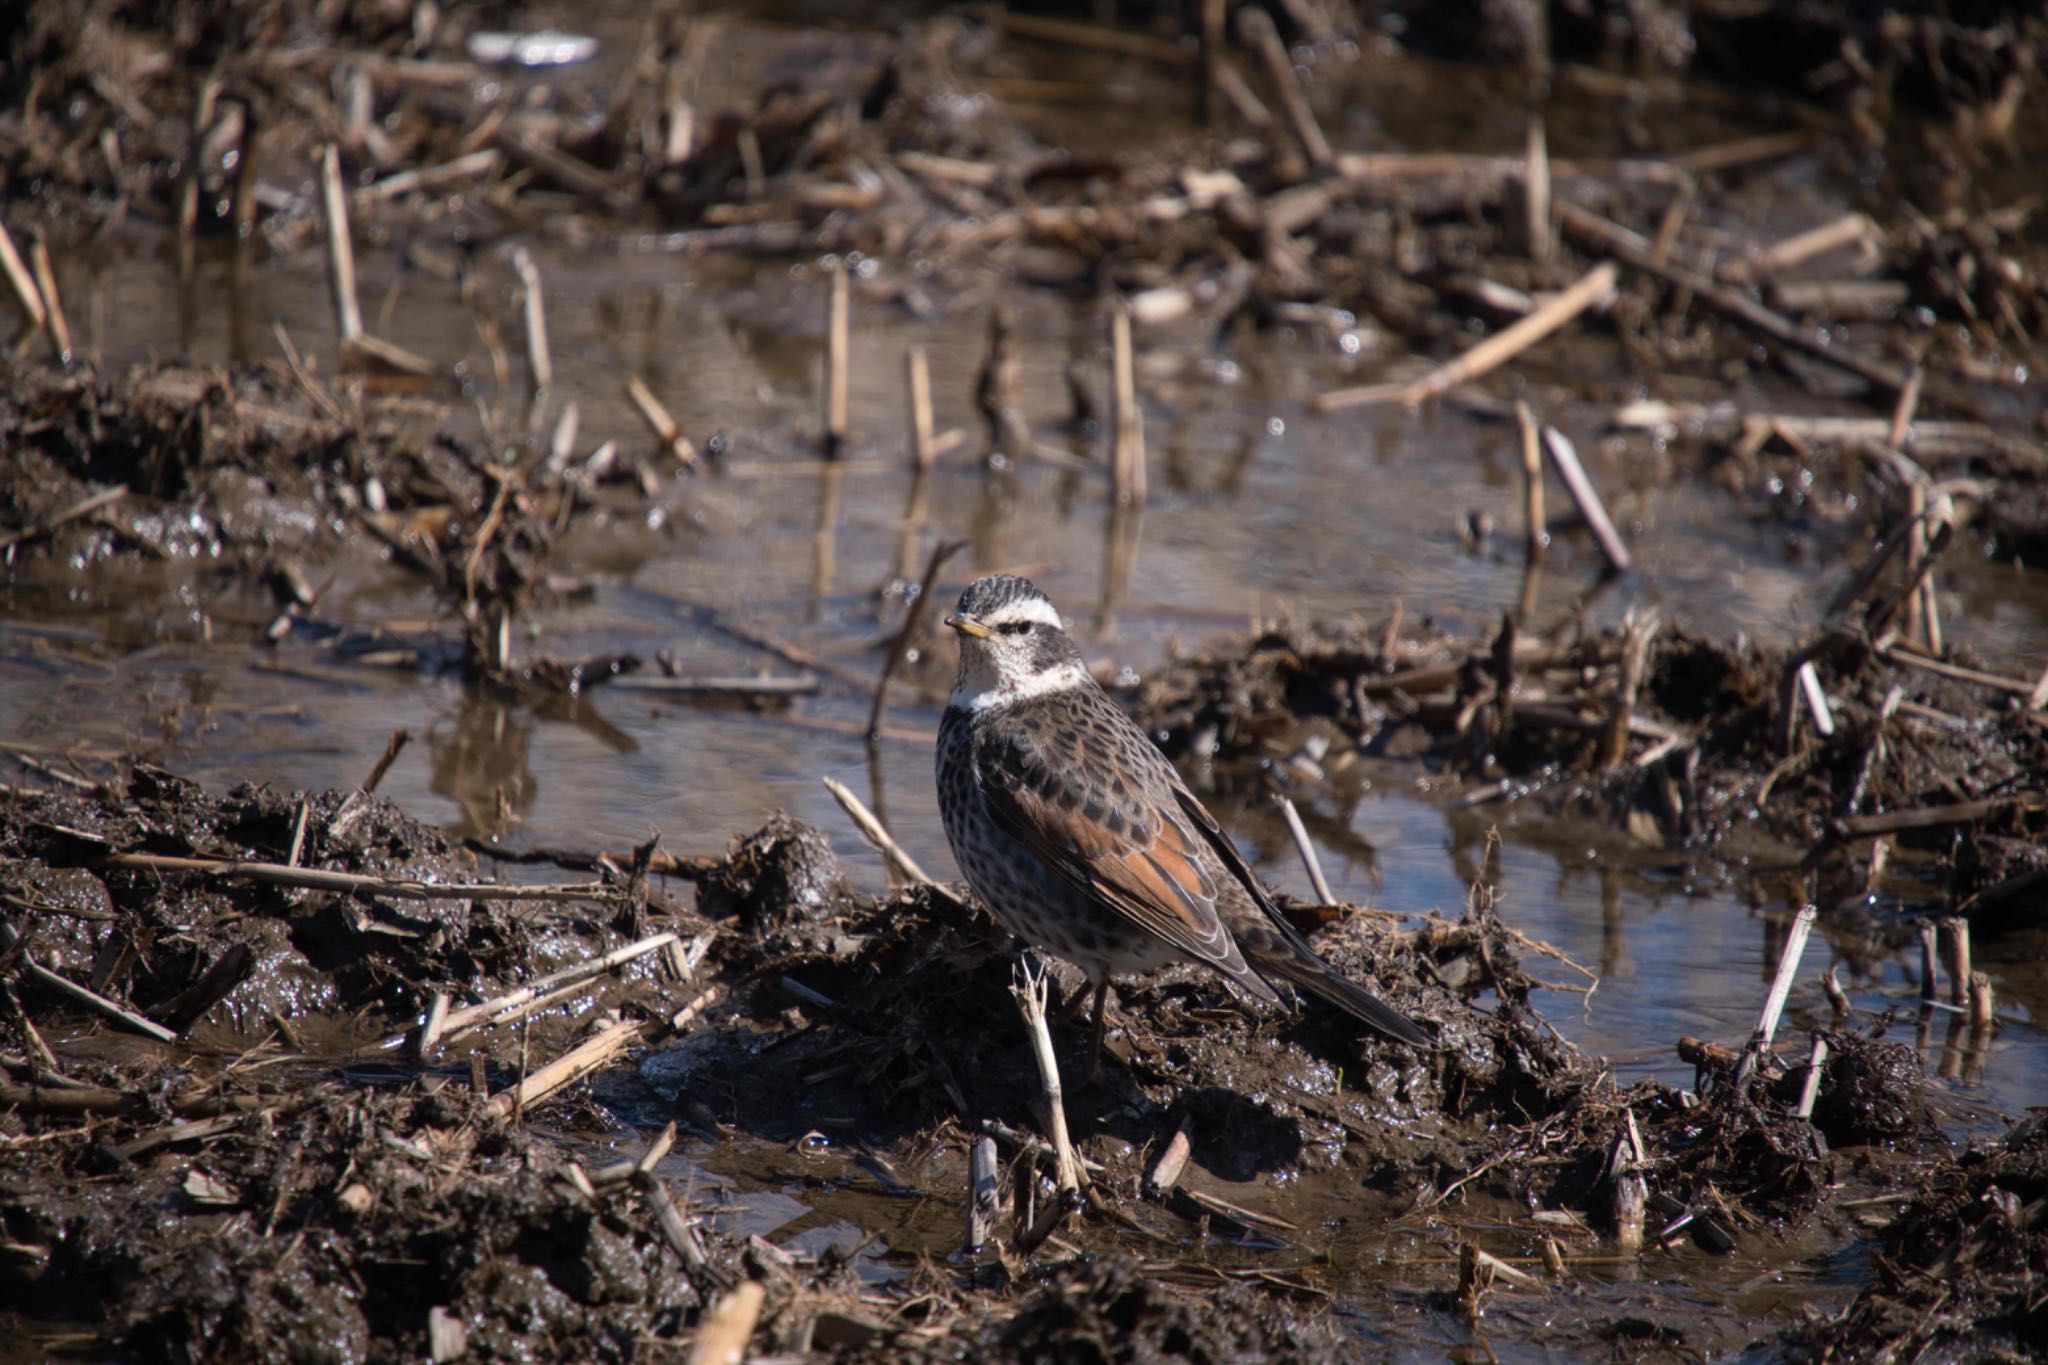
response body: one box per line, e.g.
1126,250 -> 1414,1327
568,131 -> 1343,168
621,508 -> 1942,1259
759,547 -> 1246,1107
1721,214 -> 1874,285
823,259 -> 849,457
1012,957 -> 1084,1195
1839,792 -> 2045,838
994,11 -> 1191,64
27,233 -> 71,366
317,144 -> 363,345
822,777 -> 940,887
1236,7 -> 1331,168
866,539 -> 965,745
512,247 -> 551,398
669,981 -> 723,1032
1146,1121 -> 1193,1197
101,851 -> 614,902
362,727 -> 409,793
1273,794 -> 1335,906
1316,262 -> 1618,410
488,1018 -> 642,1117
1540,425 -> 1632,574
1733,904 -> 1816,1091
1601,610 -> 1659,767
440,931 -> 679,1039
1110,302 -> 1146,505
688,1280 -> 765,1365
354,148 -> 501,202
0,485 -> 128,554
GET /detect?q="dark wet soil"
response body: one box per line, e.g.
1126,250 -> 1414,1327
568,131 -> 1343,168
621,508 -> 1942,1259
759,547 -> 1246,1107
5,0 -> 2048,1360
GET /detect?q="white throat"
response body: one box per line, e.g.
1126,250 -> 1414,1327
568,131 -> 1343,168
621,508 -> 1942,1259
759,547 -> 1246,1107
949,659 -> 1091,712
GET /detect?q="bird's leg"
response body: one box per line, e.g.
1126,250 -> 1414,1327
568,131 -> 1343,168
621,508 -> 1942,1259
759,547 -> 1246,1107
1086,980 -> 1109,1086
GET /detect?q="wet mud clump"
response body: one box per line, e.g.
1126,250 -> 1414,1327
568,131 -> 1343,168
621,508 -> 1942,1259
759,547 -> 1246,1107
1796,1115 -> 2048,1361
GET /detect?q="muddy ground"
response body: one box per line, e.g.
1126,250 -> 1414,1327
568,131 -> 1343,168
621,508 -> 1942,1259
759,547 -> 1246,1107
5,0 -> 2048,1360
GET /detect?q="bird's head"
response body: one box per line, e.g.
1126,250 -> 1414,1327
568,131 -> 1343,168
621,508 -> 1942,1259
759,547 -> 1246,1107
944,574 -> 1088,711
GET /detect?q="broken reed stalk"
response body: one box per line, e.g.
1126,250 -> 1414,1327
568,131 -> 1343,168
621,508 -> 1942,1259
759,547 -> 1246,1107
1610,1108 -> 1648,1254
1316,261 -> 1618,411
512,247 -> 552,397
1539,425 -> 1632,575
905,345 -> 935,473
866,538 -> 965,746
27,232 -> 71,367
1273,793 -> 1336,907
1146,1121 -> 1193,1196
101,850 -> 612,903
1523,116 -> 1553,265
821,776 -> 940,887
966,1135 -> 1002,1252
318,143 -> 364,345
688,1280 -> 765,1365
1794,1034 -> 1829,1119
1968,972 -> 1995,1031
1601,610 -> 1659,767
1721,213 -> 1873,285
439,931 -> 680,1038
1916,917 -> 1940,1003
1794,660 -> 1837,738
1515,401 -> 1548,567
823,258 -> 849,457
1733,903 -> 1816,1091
1011,957 -> 1084,1196
1821,965 -> 1850,1017
1236,6 -> 1332,168
0,923 -> 177,1043
1110,303 -> 1147,505
0,223 -> 47,330
488,1017 -> 642,1117
1937,917 -> 1971,1008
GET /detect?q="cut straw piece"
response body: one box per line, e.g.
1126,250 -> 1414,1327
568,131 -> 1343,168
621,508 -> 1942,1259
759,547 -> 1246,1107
0,223 -> 47,329
318,143 -> 363,344
1539,426 -> 1632,574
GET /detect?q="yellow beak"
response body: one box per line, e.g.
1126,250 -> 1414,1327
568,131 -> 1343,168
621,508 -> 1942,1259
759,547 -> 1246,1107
944,613 -> 992,639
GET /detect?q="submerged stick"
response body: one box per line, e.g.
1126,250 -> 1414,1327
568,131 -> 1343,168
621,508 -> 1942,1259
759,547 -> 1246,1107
1274,793 -> 1336,907
1317,262 -> 1619,411
1539,425 -> 1632,574
824,258 -> 849,457
318,144 -> 363,345
625,376 -> 699,468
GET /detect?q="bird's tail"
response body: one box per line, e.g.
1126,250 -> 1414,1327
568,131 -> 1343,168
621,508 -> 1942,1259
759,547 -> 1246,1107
1239,924 -> 1434,1049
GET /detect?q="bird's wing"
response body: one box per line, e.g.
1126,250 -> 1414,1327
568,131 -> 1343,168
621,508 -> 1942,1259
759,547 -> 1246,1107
973,718 -> 1276,999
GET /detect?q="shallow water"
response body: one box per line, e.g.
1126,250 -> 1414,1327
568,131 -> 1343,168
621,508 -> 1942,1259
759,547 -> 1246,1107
5,6 -> 2047,1351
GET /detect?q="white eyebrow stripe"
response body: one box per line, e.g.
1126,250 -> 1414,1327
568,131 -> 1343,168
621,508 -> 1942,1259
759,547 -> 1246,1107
980,596 -> 1063,629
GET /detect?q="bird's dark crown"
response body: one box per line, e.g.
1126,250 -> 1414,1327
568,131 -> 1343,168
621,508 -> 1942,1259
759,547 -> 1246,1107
955,574 -> 1055,624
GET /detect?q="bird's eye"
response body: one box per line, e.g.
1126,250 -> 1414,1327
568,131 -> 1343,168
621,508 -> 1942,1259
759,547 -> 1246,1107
997,621 -> 1032,636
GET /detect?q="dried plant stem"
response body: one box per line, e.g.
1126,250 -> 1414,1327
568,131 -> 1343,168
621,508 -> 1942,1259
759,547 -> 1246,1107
824,258 -> 849,457
318,143 -> 363,345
